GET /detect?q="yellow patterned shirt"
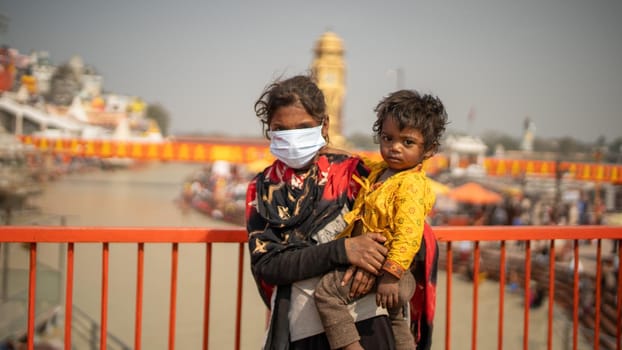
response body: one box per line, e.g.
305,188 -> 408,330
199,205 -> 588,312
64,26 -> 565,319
338,159 -> 435,279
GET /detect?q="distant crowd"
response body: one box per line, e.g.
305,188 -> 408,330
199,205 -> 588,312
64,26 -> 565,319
431,189 -> 607,227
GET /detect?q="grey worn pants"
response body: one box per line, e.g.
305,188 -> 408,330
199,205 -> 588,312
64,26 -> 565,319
315,267 -> 416,349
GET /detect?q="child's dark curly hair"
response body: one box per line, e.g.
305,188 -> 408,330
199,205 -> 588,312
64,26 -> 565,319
254,74 -> 327,139
373,89 -> 448,154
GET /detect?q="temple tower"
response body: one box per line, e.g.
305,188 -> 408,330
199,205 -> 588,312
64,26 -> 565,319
312,31 -> 347,147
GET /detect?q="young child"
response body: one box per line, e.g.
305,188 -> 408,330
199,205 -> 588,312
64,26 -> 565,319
314,89 -> 448,350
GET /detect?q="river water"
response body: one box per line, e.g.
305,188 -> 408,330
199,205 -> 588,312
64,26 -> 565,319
5,161 -> 266,349
3,161 -> 590,349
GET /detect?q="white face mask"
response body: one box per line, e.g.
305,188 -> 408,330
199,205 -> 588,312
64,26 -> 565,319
268,125 -> 326,169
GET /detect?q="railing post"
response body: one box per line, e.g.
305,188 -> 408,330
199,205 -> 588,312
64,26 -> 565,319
135,242 -> 145,350
572,240 -> 579,350
445,241 -> 452,350
523,240 -> 531,350
498,240 -> 506,350
616,246 -> 621,350
547,240 -> 556,350
169,242 -> 179,350
472,241 -> 480,350
203,243 -> 212,350
100,242 -> 109,350
235,243 -> 244,350
64,243 -> 74,350
27,243 -> 37,350
594,239 -> 602,350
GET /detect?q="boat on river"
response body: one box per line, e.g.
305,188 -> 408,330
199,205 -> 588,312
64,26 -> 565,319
179,160 -> 249,226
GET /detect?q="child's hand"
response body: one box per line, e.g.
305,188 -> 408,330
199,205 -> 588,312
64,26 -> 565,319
376,274 -> 400,309
342,266 -> 377,298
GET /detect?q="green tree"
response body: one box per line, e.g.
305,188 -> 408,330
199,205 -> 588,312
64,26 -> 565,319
595,135 -> 607,148
533,137 -> 560,152
608,137 -> 622,153
146,103 -> 170,137
555,136 -> 590,155
606,137 -> 622,163
480,131 -> 520,154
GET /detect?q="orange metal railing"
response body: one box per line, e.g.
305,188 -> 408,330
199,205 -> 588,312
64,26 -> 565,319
437,226 -> 622,350
0,225 -> 621,350
0,228 -> 245,350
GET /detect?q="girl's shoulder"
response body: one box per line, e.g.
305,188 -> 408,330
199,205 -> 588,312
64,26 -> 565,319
319,146 -> 353,156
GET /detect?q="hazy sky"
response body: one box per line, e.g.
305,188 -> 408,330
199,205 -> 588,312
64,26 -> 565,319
1,0 -> 621,143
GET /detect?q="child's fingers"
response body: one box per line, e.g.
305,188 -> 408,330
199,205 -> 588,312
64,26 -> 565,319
341,266 -> 356,286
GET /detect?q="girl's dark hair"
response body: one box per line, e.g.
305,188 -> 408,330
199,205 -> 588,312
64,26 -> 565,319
373,89 -> 448,154
254,74 -> 327,139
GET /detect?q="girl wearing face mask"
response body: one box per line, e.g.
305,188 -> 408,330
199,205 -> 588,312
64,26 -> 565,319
246,74 -> 396,349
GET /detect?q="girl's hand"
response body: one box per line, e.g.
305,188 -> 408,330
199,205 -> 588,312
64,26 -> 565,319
344,233 -> 388,275
341,266 -> 377,298
376,274 -> 400,309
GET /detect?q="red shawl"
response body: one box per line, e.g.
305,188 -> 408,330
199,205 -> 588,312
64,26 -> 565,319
409,222 -> 438,350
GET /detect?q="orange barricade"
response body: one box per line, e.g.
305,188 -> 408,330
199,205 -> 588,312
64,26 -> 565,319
19,135 -> 622,183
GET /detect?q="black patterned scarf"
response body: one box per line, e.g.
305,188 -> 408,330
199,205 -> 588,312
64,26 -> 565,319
246,153 -> 367,299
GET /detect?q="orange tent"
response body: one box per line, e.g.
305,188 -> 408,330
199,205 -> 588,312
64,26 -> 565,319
446,182 -> 503,205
